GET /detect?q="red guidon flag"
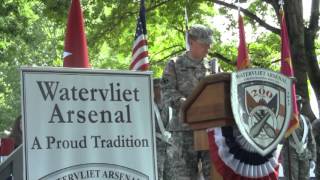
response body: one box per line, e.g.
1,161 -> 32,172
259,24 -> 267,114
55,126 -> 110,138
279,9 -> 299,136
63,0 -> 90,68
236,13 -> 250,70
0,138 -> 14,156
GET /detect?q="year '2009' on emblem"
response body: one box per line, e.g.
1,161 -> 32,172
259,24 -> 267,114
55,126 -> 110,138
231,68 -> 293,156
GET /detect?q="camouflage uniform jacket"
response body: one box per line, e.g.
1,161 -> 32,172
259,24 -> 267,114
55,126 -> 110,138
316,134 -> 320,157
161,52 -> 211,131
287,114 -> 316,161
315,134 -> 320,179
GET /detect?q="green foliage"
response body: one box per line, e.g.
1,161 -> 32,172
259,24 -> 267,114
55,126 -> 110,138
0,0 -> 319,132
250,33 -> 281,70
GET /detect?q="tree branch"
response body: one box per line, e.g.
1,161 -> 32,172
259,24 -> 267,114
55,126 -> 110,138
208,52 -> 235,65
261,0 -> 281,19
151,47 -> 185,65
151,44 -> 182,57
213,0 -> 280,35
147,0 -> 173,12
308,0 -> 320,33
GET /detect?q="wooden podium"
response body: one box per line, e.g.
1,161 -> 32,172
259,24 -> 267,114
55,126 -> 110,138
181,73 -> 235,180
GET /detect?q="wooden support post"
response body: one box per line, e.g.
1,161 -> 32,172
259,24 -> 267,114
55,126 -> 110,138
181,73 -> 234,180
194,130 -> 222,180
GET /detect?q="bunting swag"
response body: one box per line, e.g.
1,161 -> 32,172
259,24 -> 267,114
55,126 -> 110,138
207,127 -> 280,180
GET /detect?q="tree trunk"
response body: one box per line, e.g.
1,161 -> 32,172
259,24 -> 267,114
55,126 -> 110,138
305,0 -> 320,120
284,0 -> 317,120
305,29 -> 320,120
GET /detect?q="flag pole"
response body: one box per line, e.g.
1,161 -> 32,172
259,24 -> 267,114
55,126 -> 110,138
184,1 -> 190,51
279,1 -> 293,179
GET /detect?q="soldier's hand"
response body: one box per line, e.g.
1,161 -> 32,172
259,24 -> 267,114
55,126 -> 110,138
178,97 -> 186,107
163,131 -> 172,142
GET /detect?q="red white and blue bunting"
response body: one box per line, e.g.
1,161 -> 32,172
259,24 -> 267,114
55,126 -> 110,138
207,126 -> 281,180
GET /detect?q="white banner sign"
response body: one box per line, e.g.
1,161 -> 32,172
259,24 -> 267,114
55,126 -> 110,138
21,67 -> 156,180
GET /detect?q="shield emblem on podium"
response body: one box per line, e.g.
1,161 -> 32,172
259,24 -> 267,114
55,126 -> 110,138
231,68 -> 293,156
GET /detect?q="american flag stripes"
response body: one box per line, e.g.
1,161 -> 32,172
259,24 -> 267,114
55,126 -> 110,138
130,0 -> 149,71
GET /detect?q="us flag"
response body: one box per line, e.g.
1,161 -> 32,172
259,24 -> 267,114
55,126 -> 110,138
130,0 -> 149,71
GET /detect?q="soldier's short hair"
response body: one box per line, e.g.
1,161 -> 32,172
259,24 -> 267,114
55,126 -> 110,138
188,24 -> 213,45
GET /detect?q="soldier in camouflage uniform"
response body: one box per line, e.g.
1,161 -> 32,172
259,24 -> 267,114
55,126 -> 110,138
160,24 -> 213,180
153,78 -> 174,180
312,118 -> 320,179
282,95 -> 316,180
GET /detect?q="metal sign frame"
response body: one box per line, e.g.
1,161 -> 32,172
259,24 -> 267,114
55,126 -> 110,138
21,67 -> 156,180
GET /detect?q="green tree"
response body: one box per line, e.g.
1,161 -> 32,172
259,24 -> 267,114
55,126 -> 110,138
0,0 -> 319,132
